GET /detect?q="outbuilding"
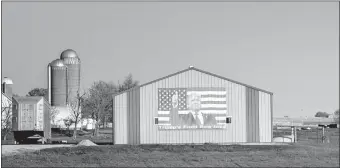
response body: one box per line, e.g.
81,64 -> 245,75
12,96 -> 51,144
113,67 -> 273,145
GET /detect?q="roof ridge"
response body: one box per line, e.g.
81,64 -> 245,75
112,66 -> 273,97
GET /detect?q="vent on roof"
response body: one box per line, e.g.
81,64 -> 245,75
189,66 -> 194,68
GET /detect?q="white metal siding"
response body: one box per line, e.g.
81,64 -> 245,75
36,99 -> 44,131
115,93 -> 128,144
259,91 -> 272,142
140,69 -> 247,144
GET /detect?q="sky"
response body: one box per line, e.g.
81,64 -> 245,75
1,1 -> 339,117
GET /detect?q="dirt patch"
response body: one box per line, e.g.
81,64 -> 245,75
77,139 -> 97,146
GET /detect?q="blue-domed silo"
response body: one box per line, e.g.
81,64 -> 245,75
60,49 -> 80,104
48,59 -> 68,106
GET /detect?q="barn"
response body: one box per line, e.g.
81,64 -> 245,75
113,67 -> 273,145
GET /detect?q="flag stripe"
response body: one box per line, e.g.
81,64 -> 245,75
200,98 -> 227,102
201,95 -> 227,98
187,88 -> 226,91
176,110 -> 227,114
200,101 -> 227,104
200,107 -> 227,110
187,91 -> 227,95
201,104 -> 227,108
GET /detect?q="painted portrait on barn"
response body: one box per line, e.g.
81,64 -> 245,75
157,88 -> 228,130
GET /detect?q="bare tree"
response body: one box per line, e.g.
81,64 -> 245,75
50,107 -> 60,127
68,90 -> 86,140
82,81 -> 116,137
1,97 -> 12,140
63,117 -> 73,136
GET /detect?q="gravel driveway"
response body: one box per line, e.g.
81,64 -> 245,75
1,144 -> 75,156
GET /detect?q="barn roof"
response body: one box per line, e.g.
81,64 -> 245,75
13,96 -> 44,104
113,66 -> 273,97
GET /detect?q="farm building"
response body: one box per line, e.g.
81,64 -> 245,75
113,67 -> 273,145
12,96 -> 51,144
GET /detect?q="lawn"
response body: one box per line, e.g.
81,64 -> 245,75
1,128 -> 113,145
1,143 -> 339,167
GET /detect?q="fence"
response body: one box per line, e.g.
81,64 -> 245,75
273,125 -> 339,144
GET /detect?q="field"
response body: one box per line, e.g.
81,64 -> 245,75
1,128 -> 339,167
1,143 -> 339,167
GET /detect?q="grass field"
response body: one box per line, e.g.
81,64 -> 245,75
1,143 -> 339,167
2,128 -> 339,167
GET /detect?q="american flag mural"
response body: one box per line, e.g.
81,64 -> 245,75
157,87 -> 228,129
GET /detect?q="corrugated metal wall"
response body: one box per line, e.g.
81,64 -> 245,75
246,88 -> 260,142
139,69 -> 247,144
114,92 -> 128,144
43,100 -> 51,139
259,91 -> 272,142
37,99 -> 44,131
114,68 -> 273,144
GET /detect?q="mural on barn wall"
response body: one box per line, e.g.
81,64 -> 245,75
157,87 -> 229,130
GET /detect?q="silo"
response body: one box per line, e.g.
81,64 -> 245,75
60,49 -> 80,104
49,59 -> 68,106
2,77 -> 13,98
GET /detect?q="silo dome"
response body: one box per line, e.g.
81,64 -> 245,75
50,59 -> 66,67
60,49 -> 78,59
2,77 -> 13,84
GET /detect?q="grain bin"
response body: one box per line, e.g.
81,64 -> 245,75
49,59 -> 68,106
60,49 -> 80,104
12,96 -> 51,144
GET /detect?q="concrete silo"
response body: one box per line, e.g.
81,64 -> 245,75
60,49 -> 80,104
48,59 -> 68,106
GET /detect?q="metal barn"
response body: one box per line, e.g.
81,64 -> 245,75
113,67 -> 273,145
